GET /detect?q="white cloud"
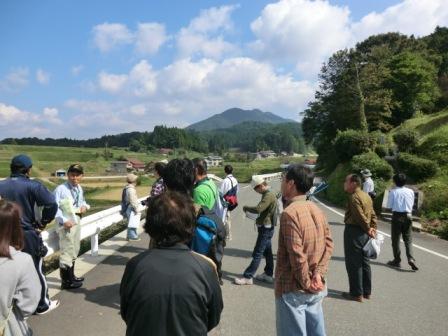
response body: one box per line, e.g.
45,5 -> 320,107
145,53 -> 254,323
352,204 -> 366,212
36,69 -> 50,84
72,65 -> 84,76
42,107 -> 62,124
250,0 -> 351,76
93,23 -> 133,52
98,71 -> 128,93
129,104 -> 146,116
250,0 -> 448,78
176,5 -> 239,60
0,103 -> 48,137
0,67 -> 30,92
352,0 -> 448,41
135,23 -> 168,55
0,102 -> 30,125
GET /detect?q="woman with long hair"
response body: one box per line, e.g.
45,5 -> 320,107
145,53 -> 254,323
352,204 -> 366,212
0,199 -> 41,336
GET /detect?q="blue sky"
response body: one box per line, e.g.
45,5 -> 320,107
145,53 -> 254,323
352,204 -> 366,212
1,0 -> 447,139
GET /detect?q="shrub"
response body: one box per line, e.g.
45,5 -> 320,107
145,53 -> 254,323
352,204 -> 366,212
374,145 -> 388,158
396,153 -> 438,182
333,130 -> 375,161
351,151 -> 393,180
417,126 -> 448,166
322,163 -> 352,207
393,128 -> 419,153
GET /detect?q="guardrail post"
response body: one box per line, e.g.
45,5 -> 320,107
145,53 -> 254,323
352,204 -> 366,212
91,228 -> 100,256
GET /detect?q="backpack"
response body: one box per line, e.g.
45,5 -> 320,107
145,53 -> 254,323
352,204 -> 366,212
120,187 -> 129,216
191,208 -> 225,257
223,177 -> 238,211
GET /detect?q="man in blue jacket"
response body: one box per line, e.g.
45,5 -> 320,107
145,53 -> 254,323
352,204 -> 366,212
0,154 -> 59,314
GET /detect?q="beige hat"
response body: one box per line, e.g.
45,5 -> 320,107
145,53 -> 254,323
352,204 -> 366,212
251,175 -> 265,189
126,173 -> 138,183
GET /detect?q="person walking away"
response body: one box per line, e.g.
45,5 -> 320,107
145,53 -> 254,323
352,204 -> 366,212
219,165 -> 238,241
361,169 -> 376,200
235,176 -> 277,285
386,173 -> 418,271
120,191 -> 223,336
54,164 -> 90,290
275,165 -> 334,336
121,174 -> 141,241
0,155 -> 59,314
343,174 -> 377,302
0,199 -> 41,336
192,158 -> 225,221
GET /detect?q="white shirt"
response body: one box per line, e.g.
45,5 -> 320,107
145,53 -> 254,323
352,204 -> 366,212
54,182 -> 90,225
219,174 -> 239,196
387,186 -> 415,213
362,177 -> 374,193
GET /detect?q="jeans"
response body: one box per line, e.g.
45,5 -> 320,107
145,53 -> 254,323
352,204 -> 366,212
127,228 -> 138,240
276,288 -> 327,336
344,225 -> 371,297
391,212 -> 414,262
243,226 -> 274,278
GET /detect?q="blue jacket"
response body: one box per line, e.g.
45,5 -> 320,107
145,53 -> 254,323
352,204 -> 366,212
0,174 -> 57,231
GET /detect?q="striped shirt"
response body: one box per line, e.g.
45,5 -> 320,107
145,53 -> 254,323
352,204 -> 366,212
275,195 -> 334,298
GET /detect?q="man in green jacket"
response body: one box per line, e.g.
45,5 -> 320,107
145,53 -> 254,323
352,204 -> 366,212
235,176 -> 277,285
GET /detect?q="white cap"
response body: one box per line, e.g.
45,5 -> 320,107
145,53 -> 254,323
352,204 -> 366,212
251,175 -> 265,189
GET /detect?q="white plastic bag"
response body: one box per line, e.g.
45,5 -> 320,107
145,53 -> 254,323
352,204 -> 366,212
362,233 -> 385,259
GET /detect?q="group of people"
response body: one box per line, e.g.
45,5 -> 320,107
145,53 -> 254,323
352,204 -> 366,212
0,155 -> 90,335
0,152 -> 420,336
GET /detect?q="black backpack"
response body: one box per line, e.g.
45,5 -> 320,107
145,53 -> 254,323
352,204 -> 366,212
120,188 -> 129,216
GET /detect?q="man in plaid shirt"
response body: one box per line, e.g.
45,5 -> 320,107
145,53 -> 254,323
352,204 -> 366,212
275,164 -> 333,336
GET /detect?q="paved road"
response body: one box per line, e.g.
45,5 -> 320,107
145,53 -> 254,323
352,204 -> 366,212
29,181 -> 448,335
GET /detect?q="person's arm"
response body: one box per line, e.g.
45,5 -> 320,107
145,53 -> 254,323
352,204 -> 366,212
206,266 -> 223,331
54,186 -> 69,226
314,220 -> 334,278
243,193 -> 272,214
79,187 -> 90,212
280,212 -> 312,291
34,183 -> 57,226
350,195 -> 371,233
14,254 -> 42,317
128,187 -> 139,212
219,178 -> 228,195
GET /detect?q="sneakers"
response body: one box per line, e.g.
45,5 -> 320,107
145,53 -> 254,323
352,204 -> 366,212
342,292 -> 363,302
36,300 -> 60,315
234,277 -> 253,285
255,273 -> 274,284
387,260 -> 401,268
408,260 -> 419,271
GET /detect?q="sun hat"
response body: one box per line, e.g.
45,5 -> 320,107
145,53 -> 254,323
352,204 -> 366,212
127,173 -> 138,183
251,175 -> 265,189
361,169 -> 372,177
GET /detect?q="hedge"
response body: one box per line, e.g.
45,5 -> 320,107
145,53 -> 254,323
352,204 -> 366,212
351,151 -> 393,180
393,128 -> 419,153
417,126 -> 448,166
333,130 -> 375,162
396,153 -> 438,182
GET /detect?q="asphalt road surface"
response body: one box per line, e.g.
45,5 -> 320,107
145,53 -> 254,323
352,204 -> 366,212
29,180 -> 448,335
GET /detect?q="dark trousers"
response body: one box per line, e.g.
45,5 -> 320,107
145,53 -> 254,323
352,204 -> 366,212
23,230 -> 51,312
344,225 -> 371,297
244,226 -> 274,278
391,212 -> 415,262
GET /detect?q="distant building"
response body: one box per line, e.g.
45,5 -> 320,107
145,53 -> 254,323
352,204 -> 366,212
55,169 -> 66,178
158,148 -> 173,155
127,158 -> 145,171
110,161 -> 129,174
253,150 -> 277,160
205,155 -> 223,167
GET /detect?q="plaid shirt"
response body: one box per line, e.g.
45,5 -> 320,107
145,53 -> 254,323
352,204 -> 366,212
275,195 -> 334,298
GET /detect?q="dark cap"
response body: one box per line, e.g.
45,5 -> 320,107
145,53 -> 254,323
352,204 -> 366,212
11,154 -> 33,169
67,164 -> 84,174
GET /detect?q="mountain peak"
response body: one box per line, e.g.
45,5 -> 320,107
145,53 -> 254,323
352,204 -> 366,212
186,108 -> 295,131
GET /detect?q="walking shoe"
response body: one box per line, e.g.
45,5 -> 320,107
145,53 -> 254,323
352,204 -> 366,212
255,273 -> 274,284
219,278 -> 224,286
234,277 -> 253,285
363,294 -> 371,300
36,300 -> 60,315
408,260 -> 419,271
342,292 -> 363,302
387,260 -> 401,268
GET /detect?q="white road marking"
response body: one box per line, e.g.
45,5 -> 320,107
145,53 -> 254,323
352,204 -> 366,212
313,197 -> 448,261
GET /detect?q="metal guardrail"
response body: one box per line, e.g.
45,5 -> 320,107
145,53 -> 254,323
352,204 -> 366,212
42,197 -> 146,257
